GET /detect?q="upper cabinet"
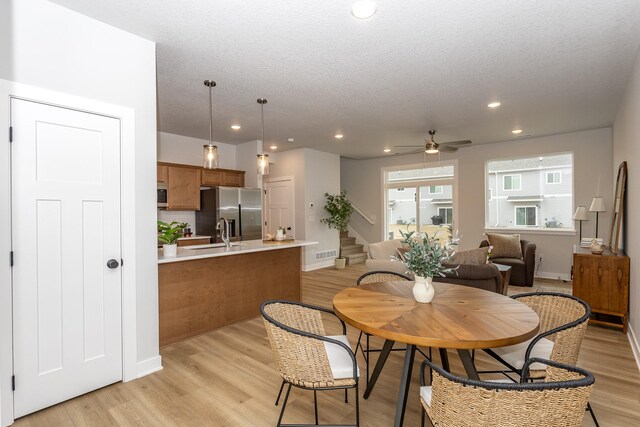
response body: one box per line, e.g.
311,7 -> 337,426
157,164 -> 168,183
167,165 -> 201,210
157,162 -> 246,211
201,168 -> 245,187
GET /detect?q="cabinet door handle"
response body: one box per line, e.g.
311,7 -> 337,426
597,266 -> 603,278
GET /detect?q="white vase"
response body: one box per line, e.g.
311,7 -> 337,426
163,243 -> 177,257
275,229 -> 285,241
412,275 -> 435,303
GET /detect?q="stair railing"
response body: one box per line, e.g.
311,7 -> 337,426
351,202 -> 375,225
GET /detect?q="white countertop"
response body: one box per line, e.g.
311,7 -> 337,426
158,239 -> 317,264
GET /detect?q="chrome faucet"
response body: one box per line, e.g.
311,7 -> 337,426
216,217 -> 231,248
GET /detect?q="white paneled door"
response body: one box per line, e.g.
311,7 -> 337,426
265,179 -> 294,238
11,99 -> 123,417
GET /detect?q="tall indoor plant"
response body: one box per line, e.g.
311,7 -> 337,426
321,190 -> 354,269
400,230 -> 457,302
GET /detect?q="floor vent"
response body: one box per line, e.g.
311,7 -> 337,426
315,249 -> 337,260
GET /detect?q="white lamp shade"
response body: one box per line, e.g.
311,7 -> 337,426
589,197 -> 606,212
572,206 -> 588,221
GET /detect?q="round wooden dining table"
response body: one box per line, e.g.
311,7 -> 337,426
332,280 -> 540,427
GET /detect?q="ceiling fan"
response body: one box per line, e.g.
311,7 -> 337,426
395,130 -> 472,154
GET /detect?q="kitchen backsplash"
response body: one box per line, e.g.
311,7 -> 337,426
158,210 -> 197,234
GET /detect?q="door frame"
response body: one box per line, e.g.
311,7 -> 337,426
0,80 -> 139,425
264,176 -> 296,239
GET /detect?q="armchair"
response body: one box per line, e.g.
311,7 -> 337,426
480,239 -> 536,287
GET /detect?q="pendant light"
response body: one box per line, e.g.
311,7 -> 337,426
257,98 -> 269,175
203,80 -> 218,169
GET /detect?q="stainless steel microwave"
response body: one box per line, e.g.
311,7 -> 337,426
157,186 -> 168,208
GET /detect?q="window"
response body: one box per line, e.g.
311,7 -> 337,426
546,171 -> 561,184
503,174 -> 521,191
438,207 -> 453,225
384,163 -> 456,241
515,206 -> 537,226
486,153 -> 573,231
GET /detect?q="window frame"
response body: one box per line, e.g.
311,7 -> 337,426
427,185 -> 443,195
514,205 -> 538,227
502,174 -> 521,191
546,171 -> 561,184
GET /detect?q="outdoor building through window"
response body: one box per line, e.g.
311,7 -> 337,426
384,162 -> 457,242
486,153 -> 573,231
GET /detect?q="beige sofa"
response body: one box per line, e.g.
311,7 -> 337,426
365,239 -> 409,275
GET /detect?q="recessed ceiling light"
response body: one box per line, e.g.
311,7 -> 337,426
231,124 -> 241,130
270,145 -> 278,150
334,133 -> 344,139
383,148 -> 391,153
487,102 -> 501,108
287,138 -> 294,142
351,1 -> 377,19
512,129 -> 523,134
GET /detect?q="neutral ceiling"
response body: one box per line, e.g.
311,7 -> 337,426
50,0 -> 640,159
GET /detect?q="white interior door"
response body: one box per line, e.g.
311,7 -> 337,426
265,179 -> 294,238
11,98 -> 123,417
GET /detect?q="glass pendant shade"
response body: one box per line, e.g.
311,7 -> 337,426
203,144 -> 218,169
257,154 -> 269,175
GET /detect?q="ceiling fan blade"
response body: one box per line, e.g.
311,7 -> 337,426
394,145 -> 423,148
439,146 -> 458,152
439,139 -> 472,146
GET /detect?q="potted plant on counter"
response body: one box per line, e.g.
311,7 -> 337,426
321,190 -> 354,269
157,220 -> 187,257
400,230 -> 457,303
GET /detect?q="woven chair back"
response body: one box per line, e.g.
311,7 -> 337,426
426,369 -> 593,426
516,294 -> 589,366
261,302 -> 337,388
357,271 -> 411,285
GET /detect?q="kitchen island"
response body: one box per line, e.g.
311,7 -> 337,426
158,240 -> 316,346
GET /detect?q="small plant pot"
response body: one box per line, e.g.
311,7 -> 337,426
412,275 -> 435,303
163,244 -> 178,257
335,257 -> 347,269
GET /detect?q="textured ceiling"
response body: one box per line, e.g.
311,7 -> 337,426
50,0 -> 640,159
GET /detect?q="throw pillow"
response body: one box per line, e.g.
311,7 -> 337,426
395,247 -> 409,262
485,233 -> 522,259
450,247 -> 491,265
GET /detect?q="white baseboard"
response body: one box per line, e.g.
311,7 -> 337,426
303,259 -> 335,271
535,271 -> 571,282
347,225 -> 370,253
628,324 -> 640,373
136,355 -> 163,379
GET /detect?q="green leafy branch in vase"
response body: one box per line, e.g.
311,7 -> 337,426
399,229 -> 458,278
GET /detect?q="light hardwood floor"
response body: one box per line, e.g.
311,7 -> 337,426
14,264 -> 640,426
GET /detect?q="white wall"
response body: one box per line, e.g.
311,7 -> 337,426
342,128 -> 613,279
157,131 -> 236,168
613,46 -> 640,368
236,140 -> 262,189
0,0 -> 158,424
269,149 -> 340,270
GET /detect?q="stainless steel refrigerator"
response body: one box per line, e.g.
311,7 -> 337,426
196,187 -> 263,242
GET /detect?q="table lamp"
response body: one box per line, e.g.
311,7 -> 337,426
572,206 -> 588,240
589,197 -> 606,238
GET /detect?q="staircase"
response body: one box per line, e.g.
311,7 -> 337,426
340,231 -> 368,265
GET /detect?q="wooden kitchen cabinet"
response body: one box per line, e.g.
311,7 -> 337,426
166,165 -> 201,210
572,246 -> 630,332
157,164 -> 168,183
201,168 -> 245,187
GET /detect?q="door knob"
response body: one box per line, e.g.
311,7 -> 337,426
107,259 -> 120,269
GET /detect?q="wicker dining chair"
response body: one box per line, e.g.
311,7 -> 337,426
419,357 -> 595,427
482,292 -> 591,379
355,271 -> 413,386
480,292 -> 598,424
261,300 -> 360,427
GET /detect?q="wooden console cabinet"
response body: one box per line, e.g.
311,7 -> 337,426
572,246 -> 630,332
